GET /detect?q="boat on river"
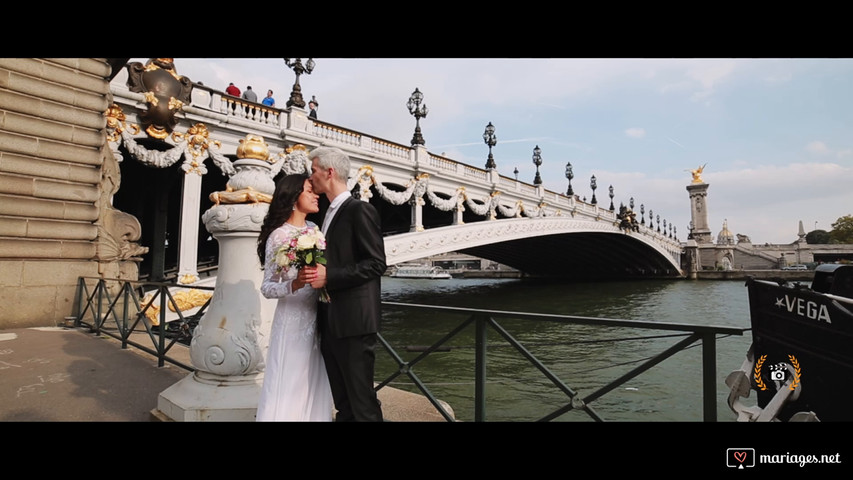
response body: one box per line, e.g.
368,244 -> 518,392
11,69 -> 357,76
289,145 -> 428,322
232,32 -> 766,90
726,263 -> 853,421
390,264 -> 452,279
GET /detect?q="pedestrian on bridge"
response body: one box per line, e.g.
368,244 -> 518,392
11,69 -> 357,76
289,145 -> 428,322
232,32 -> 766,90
262,89 -> 276,120
242,86 -> 258,116
308,96 -> 318,119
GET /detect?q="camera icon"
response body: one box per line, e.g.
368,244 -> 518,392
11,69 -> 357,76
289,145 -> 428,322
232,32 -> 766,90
769,363 -> 787,381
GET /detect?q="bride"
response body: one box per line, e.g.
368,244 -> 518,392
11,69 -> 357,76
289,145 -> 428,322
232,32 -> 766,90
255,173 -> 333,421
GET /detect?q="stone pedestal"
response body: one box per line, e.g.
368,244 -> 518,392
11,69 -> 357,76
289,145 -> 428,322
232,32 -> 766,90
157,210 -> 275,421
157,135 -> 280,421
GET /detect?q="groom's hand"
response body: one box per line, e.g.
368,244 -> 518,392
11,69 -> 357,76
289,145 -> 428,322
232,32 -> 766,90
311,264 -> 327,289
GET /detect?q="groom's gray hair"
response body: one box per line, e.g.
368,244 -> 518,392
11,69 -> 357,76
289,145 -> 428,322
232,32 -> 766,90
309,146 -> 350,183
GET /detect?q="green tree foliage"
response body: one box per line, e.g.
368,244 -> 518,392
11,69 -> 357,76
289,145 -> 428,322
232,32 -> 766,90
829,215 -> 853,244
806,229 -> 831,244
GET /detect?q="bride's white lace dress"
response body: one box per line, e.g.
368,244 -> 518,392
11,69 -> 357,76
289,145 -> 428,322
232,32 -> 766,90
256,222 -> 333,421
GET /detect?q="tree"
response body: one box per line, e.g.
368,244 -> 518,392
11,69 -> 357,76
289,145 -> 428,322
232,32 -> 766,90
806,229 -> 831,244
829,215 -> 853,244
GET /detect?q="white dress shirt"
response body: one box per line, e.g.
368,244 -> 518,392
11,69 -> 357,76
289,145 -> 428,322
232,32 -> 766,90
321,191 -> 351,234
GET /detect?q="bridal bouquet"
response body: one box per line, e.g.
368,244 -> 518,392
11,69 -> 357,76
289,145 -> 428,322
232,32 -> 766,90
273,226 -> 330,303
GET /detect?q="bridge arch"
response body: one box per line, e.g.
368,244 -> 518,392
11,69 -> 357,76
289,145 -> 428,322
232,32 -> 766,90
384,216 -> 683,279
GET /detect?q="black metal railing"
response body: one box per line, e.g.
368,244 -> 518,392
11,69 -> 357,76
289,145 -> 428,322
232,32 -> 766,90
376,302 -> 747,422
72,276 -> 212,370
71,277 -> 747,421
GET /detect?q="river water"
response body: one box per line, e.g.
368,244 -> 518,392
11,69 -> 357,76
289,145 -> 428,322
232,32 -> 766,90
376,276 -> 755,422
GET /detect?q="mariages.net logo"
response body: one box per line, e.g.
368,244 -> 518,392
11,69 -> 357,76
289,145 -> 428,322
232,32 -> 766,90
727,448 -> 843,469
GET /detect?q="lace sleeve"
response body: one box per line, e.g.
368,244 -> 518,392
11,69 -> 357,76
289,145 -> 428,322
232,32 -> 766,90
260,227 -> 295,299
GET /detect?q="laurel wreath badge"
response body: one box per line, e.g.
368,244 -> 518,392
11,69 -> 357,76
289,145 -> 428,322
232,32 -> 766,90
787,354 -> 802,391
753,354 -> 802,391
754,354 -> 768,390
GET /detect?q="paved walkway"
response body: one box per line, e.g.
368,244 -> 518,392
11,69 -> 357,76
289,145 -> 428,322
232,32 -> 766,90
0,326 -> 188,421
0,325 -> 451,422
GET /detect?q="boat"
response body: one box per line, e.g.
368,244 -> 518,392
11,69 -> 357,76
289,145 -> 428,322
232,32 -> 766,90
726,263 -> 853,421
390,264 -> 452,279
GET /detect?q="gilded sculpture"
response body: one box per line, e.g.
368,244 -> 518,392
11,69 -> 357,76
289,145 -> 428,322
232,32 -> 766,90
687,163 -> 707,184
126,58 -> 193,139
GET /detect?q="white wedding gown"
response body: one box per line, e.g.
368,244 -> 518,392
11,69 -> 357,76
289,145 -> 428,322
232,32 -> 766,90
256,222 -> 333,421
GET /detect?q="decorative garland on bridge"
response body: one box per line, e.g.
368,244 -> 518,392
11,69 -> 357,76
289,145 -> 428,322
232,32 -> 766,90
344,164 -> 560,221
105,103 -> 569,223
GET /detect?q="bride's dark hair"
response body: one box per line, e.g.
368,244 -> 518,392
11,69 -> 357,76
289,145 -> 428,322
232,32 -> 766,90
256,173 -> 310,267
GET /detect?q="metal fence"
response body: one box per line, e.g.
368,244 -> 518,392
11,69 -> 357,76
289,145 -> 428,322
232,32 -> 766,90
72,276 -> 210,371
72,277 -> 747,421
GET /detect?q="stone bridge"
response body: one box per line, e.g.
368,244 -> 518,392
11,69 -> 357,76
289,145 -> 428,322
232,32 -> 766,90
106,60 -> 683,282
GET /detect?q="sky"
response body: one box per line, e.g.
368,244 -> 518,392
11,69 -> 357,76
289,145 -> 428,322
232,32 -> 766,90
139,58 -> 853,245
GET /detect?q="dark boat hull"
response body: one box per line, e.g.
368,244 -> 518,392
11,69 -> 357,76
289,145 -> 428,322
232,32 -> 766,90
746,264 -> 853,421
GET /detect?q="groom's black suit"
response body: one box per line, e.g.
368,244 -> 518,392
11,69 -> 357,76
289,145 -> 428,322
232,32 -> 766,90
318,195 -> 386,421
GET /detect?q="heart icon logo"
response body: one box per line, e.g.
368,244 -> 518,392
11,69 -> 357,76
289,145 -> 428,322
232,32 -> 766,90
734,451 -> 747,463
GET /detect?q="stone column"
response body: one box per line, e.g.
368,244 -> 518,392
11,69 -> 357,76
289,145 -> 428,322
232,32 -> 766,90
157,135 -> 278,421
177,172 -> 202,284
410,196 -> 424,232
687,183 -> 713,244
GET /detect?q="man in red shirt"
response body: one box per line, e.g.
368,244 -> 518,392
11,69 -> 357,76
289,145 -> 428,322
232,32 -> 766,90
225,83 -> 241,114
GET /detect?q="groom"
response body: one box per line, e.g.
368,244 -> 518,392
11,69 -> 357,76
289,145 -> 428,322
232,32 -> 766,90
307,146 -> 386,422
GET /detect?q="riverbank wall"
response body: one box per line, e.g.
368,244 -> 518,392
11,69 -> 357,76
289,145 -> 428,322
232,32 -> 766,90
693,270 -> 813,281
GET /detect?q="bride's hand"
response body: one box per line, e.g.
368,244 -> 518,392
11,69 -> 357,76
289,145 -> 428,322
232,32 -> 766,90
295,267 -> 317,290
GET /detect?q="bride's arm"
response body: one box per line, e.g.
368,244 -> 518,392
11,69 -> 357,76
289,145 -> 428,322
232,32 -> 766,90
260,229 -> 302,299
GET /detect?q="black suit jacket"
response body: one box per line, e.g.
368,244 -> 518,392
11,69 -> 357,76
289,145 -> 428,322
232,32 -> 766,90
318,196 -> 386,338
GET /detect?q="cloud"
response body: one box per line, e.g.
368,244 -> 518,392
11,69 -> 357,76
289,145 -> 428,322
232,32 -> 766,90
806,141 -> 831,155
625,128 -> 646,139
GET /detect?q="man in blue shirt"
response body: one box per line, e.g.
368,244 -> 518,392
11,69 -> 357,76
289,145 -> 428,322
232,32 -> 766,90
262,89 -> 275,107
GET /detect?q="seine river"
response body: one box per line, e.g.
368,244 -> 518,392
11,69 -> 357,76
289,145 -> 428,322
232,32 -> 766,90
376,276 -> 755,422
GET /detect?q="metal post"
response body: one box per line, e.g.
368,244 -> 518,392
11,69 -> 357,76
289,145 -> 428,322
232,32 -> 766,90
702,332 -> 717,421
474,314 -> 488,422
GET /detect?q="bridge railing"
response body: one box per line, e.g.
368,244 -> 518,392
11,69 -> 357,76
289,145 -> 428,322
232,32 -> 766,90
175,82 -> 646,214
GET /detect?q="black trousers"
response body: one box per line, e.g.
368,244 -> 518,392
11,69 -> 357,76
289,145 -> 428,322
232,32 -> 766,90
320,332 -> 383,422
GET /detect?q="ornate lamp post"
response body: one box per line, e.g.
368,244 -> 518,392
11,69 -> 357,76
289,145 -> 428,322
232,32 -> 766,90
532,145 -> 543,186
630,197 -> 634,210
590,174 -> 597,205
283,58 -> 315,108
608,185 -> 615,211
663,219 -> 668,237
565,162 -> 574,196
514,167 -> 519,181
407,88 -> 428,146
640,204 -> 645,224
656,214 -> 661,232
483,122 -> 497,170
